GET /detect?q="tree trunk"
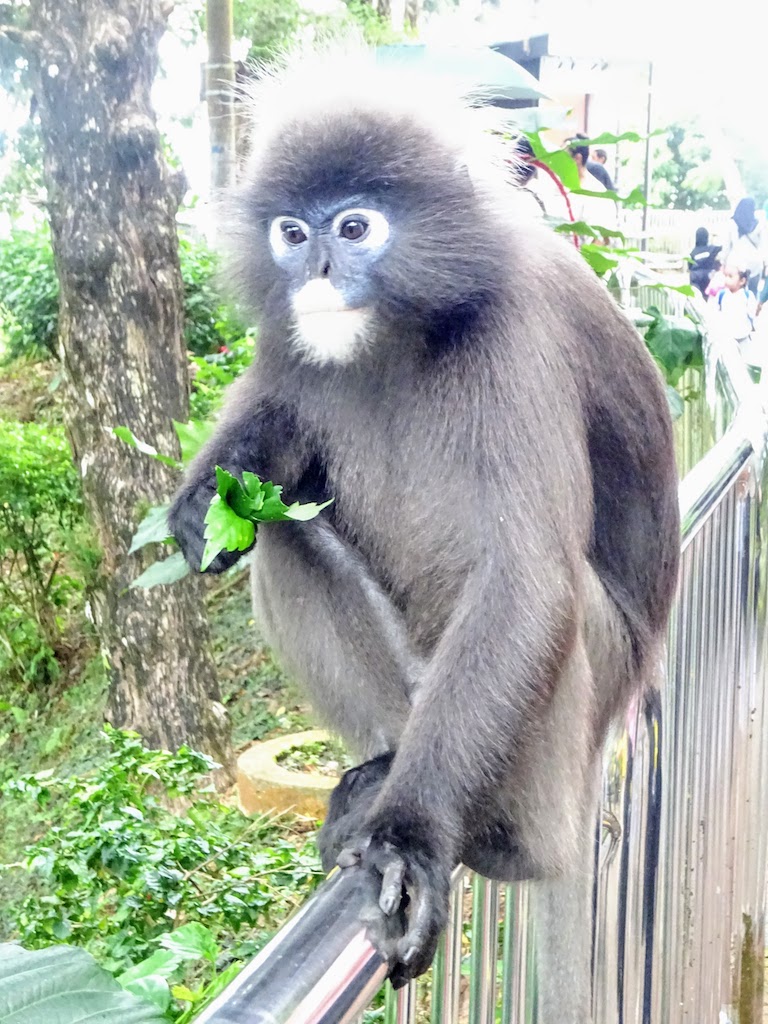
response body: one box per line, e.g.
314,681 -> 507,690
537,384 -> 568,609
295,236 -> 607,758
25,0 -> 233,779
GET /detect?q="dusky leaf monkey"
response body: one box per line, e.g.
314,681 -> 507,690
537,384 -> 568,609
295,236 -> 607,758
169,50 -> 679,1016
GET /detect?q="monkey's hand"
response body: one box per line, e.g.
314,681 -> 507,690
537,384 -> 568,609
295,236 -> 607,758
336,816 -> 453,988
168,479 -> 252,574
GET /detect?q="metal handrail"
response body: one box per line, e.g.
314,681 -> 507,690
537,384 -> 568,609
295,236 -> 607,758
195,868 -> 386,1024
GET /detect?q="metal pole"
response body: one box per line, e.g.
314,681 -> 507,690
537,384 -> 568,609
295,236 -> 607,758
640,60 -> 653,252
206,0 -> 236,192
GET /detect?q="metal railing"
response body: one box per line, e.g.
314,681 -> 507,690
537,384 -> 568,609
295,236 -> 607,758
198,319 -> 768,1024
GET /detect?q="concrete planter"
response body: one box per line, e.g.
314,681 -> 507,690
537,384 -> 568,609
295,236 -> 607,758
236,729 -> 337,819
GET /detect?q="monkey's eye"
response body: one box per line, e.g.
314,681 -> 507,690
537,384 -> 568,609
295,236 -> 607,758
338,216 -> 369,242
281,221 -> 308,246
331,208 -> 389,249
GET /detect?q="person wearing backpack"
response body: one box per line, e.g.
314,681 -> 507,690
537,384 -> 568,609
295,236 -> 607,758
689,226 -> 722,298
720,197 -> 768,296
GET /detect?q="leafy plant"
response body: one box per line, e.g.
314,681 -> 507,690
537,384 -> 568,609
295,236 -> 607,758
178,238 -> 248,357
0,228 -> 58,359
642,305 -> 704,388
0,943 -> 166,1024
189,337 -> 255,421
0,420 -> 89,685
0,727 -> 324,977
0,229 -> 248,362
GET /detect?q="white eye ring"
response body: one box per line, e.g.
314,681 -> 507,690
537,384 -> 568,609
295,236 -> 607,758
269,216 -> 310,255
332,208 -> 390,249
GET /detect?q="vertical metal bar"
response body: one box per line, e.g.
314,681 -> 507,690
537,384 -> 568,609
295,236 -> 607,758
500,884 -> 515,1024
396,981 -> 417,1024
431,873 -> 465,1024
468,876 -> 500,1024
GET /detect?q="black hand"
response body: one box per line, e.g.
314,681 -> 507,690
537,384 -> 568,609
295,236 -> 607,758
168,479 -> 252,574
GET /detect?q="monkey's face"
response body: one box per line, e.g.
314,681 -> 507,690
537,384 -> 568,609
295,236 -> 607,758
235,108 -> 504,365
267,205 -> 391,365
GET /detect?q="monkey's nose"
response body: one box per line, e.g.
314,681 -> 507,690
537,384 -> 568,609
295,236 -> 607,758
320,260 -> 331,278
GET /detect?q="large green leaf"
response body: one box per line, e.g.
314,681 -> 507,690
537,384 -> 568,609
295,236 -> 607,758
642,306 -> 704,387
200,467 -> 333,569
112,426 -> 179,469
129,551 -> 191,590
128,505 -> 172,554
201,495 -> 256,570
173,419 -> 215,465
0,943 -> 166,1024
159,922 -> 219,963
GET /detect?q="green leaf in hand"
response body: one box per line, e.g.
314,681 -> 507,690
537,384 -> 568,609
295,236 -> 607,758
201,494 -> 256,570
200,467 -> 333,569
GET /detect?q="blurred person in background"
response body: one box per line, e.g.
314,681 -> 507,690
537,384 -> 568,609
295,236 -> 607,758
591,147 -> 616,191
689,226 -> 722,299
720,197 -> 768,296
715,264 -> 757,344
566,135 -> 617,234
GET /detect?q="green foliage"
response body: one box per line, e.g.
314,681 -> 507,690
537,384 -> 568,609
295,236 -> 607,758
0,120 -> 46,217
189,338 -> 255,421
0,420 -> 89,685
0,726 -> 323,977
651,122 -> 729,211
342,0 -> 405,44
642,306 -> 704,388
232,0 -> 302,63
0,943 -> 167,1024
228,0 -> 402,64
0,228 -> 58,360
201,467 -> 333,571
0,230 -> 248,363
178,238 -> 248,357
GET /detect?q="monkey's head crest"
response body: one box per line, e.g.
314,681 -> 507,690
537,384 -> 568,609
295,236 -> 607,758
226,45 -> 516,366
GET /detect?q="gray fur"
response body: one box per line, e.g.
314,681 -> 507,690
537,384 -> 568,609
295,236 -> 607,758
169,65 -> 679,1016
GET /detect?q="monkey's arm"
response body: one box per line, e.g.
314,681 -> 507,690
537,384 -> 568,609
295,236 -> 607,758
336,548 -> 577,985
169,376 -> 301,573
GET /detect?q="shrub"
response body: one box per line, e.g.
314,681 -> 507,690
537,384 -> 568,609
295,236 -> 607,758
179,237 -> 248,357
0,420 -> 87,684
0,228 -> 248,361
0,727 -> 323,973
0,228 -> 58,359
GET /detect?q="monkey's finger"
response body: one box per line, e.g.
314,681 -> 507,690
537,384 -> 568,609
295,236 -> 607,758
336,847 -> 361,868
396,866 -> 437,970
379,856 -> 406,916
336,834 -> 371,869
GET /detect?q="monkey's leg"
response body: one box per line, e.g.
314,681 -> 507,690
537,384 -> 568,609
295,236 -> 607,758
251,520 -> 420,866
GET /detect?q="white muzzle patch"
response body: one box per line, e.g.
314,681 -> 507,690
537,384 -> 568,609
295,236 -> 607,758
291,279 -> 369,364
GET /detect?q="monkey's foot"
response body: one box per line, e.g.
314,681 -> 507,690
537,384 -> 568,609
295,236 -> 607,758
336,828 -> 451,988
318,754 -> 395,873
